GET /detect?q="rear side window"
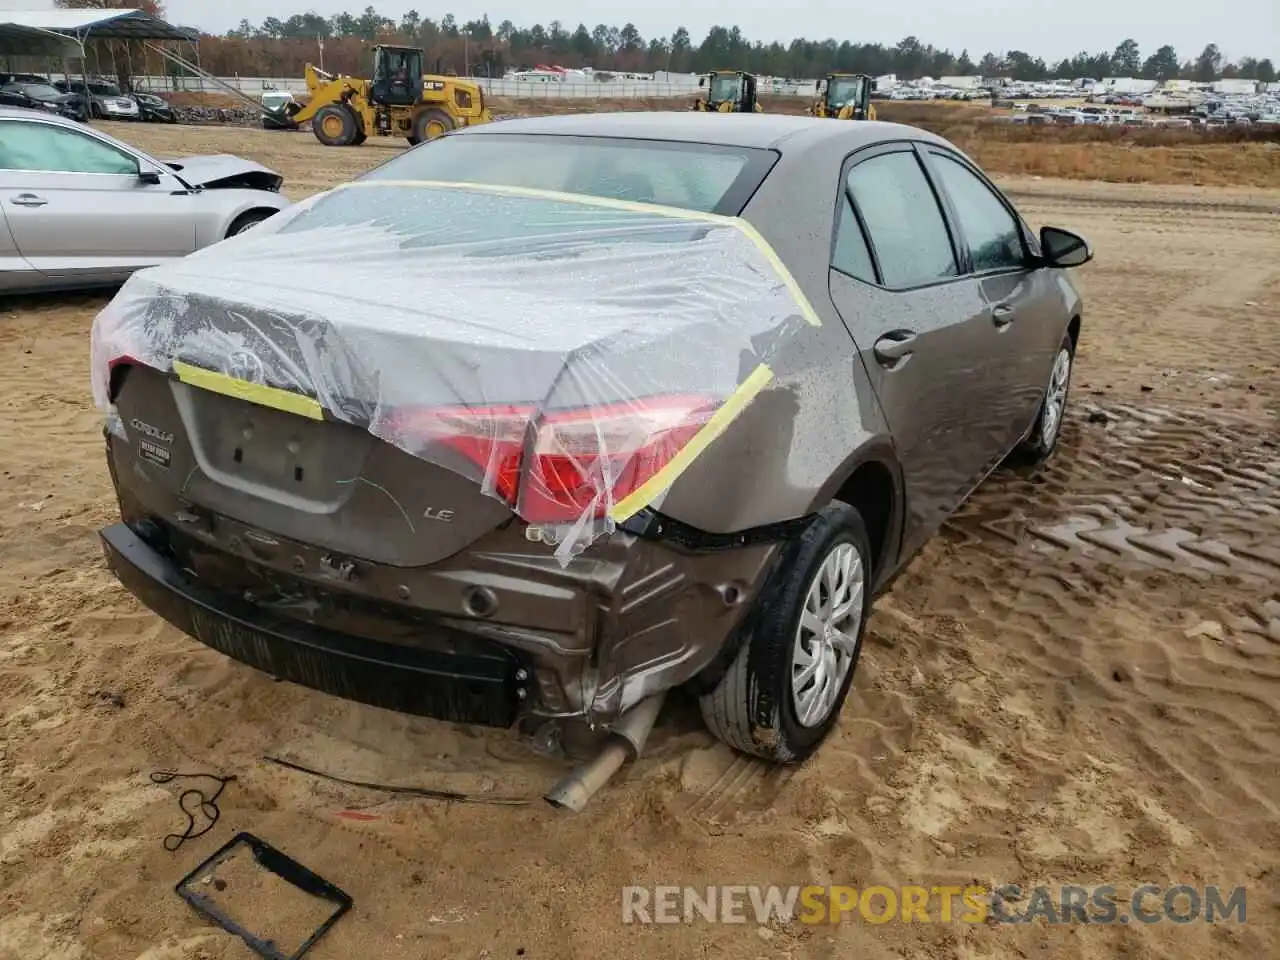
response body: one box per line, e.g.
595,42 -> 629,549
831,196 -> 877,284
928,152 -> 1025,271
362,134 -> 776,215
846,151 -> 958,289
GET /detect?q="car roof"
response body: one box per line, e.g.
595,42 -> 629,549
0,105 -> 75,124
463,111 -> 945,152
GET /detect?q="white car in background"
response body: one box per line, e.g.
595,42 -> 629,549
0,107 -> 291,294
261,89 -> 300,130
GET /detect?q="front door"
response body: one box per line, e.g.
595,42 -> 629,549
0,205 -> 38,292
920,146 -> 1065,446
0,116 -> 196,284
827,144 -> 1010,553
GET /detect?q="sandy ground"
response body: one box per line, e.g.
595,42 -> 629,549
1,123 -> 1278,960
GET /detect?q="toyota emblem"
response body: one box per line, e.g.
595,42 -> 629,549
225,350 -> 265,384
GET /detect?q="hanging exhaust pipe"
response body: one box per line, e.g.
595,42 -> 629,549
544,692 -> 666,813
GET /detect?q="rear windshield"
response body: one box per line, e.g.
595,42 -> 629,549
18,84 -> 61,100
360,133 -> 776,215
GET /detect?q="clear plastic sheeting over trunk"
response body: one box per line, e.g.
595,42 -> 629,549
90,182 -> 816,563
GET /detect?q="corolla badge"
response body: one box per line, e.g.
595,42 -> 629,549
225,349 -> 266,384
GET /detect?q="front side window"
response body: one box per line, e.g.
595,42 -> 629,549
708,74 -> 743,103
929,153 -> 1026,272
362,134 -> 774,215
0,121 -> 138,175
827,77 -> 866,108
846,150 -> 958,289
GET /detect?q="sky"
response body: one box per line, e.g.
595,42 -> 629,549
3,0 -> 1275,63
155,1 -> 1278,63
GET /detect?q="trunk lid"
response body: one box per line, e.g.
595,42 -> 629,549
95,182 -> 804,561
115,365 -> 513,567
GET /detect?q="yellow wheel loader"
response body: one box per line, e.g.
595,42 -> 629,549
692,70 -> 763,113
810,73 -> 878,121
288,44 -> 492,147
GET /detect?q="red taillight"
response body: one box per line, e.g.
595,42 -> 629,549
384,395 -> 720,523
108,355 -> 140,372
105,355 -> 142,402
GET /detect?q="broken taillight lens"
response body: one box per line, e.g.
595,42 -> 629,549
385,394 -> 721,523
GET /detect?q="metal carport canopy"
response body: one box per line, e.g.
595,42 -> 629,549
0,8 -> 198,57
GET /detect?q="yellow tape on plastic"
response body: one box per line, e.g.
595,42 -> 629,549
608,362 -> 775,522
172,360 -> 324,421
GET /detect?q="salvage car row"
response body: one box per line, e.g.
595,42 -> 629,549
0,73 -> 176,124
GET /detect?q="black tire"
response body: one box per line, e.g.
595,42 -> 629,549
352,129 -> 367,145
312,103 -> 360,147
410,107 -> 455,145
1012,330 -> 1076,466
698,502 -> 873,763
224,209 -> 276,239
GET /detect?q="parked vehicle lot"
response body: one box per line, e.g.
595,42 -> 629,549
0,121 -> 1277,960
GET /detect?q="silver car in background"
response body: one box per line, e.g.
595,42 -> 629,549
0,107 -> 291,294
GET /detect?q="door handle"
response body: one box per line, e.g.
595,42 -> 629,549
10,193 -> 47,208
991,303 -> 1016,326
873,331 -> 917,364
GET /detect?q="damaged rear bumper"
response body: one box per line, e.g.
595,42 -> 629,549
99,522 -> 528,727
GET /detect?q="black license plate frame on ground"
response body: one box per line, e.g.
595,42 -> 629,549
175,831 -> 352,960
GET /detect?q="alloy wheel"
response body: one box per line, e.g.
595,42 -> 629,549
1041,347 -> 1072,448
792,542 -> 864,727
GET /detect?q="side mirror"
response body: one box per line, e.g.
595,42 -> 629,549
698,77 -> 706,88
1039,226 -> 1093,268
138,168 -> 162,185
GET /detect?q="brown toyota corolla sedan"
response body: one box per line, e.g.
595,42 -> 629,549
92,112 -> 1090,767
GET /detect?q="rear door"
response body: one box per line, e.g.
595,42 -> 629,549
921,146 -> 1065,446
826,143 -> 1009,551
0,116 -> 196,284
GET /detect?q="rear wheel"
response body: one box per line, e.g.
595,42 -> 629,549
410,108 -> 454,145
698,503 -> 872,763
312,103 -> 361,146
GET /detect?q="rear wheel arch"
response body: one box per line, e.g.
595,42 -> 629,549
832,460 -> 898,580
811,443 -> 904,583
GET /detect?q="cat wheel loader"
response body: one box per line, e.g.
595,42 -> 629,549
810,73 -> 878,121
287,44 -> 492,147
692,70 -> 763,113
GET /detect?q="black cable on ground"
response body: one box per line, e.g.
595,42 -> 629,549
151,770 -> 238,851
262,755 -> 534,806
